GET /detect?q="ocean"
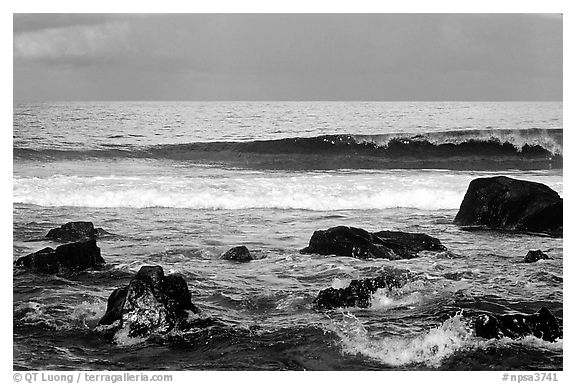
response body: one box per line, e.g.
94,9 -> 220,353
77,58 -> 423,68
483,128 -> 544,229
13,101 -> 563,370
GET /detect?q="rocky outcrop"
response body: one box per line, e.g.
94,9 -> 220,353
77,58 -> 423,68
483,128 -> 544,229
46,221 -> 110,242
314,269 -> 414,309
524,250 -> 550,263
454,176 -> 562,237
474,307 -> 562,342
300,226 -> 446,260
14,239 -> 105,274
99,266 -> 199,337
220,246 -> 253,262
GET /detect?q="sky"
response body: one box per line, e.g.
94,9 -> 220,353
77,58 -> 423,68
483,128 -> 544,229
13,13 -> 563,101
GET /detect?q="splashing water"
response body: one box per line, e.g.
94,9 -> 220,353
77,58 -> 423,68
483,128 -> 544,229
332,312 -> 473,367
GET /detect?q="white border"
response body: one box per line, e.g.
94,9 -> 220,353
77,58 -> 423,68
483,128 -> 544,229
4,2 -> 572,382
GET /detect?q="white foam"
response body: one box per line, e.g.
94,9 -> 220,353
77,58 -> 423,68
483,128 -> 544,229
333,312 -> 473,367
15,299 -> 108,331
331,278 -> 352,289
13,171 -> 562,210
71,300 -> 108,329
353,128 -> 563,156
13,173 -> 470,210
113,326 -> 148,346
485,335 -> 564,352
332,311 -> 563,367
371,289 -> 424,310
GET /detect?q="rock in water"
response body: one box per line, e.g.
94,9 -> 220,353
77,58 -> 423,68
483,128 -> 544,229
99,266 -> 199,337
454,176 -> 562,236
474,307 -> 562,342
220,246 -> 253,262
300,226 -> 446,260
98,286 -> 128,327
46,221 -> 109,242
524,249 -> 550,263
314,269 -> 414,309
373,230 -> 447,257
14,239 -> 104,274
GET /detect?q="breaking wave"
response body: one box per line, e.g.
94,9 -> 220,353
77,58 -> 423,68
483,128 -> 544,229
14,128 -> 563,170
331,311 -> 562,368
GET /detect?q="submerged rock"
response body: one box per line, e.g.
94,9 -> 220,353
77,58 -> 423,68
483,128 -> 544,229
220,246 -> 253,262
474,307 -> 562,342
524,250 -> 550,263
14,239 -> 105,274
46,221 -> 110,242
454,176 -> 562,236
300,226 -> 446,260
314,269 -> 414,309
99,266 -> 200,337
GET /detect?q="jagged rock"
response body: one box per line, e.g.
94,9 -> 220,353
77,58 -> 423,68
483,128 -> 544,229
474,307 -> 562,342
99,266 -> 199,337
14,239 -> 104,274
524,250 -> 550,263
220,246 -> 253,262
454,176 -> 562,236
314,269 -> 414,309
46,221 -> 110,242
300,226 -> 446,260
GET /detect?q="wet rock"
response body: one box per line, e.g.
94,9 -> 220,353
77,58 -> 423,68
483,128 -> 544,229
46,221 -> 111,242
99,266 -> 200,337
524,250 -> 550,263
300,226 -> 446,260
14,239 -> 105,274
474,307 -> 562,342
454,176 -> 562,237
373,230 -> 447,256
220,246 -> 253,262
98,286 -> 129,327
314,269 -> 414,309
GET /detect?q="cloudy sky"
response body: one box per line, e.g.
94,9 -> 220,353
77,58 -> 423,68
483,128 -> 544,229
13,13 -> 562,101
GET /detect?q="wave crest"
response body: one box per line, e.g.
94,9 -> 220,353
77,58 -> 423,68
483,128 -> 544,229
14,128 -> 563,170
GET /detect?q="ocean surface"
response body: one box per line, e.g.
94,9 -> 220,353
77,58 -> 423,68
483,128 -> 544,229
13,102 -> 563,370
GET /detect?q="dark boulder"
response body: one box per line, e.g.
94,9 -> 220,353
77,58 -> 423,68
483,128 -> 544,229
98,266 -> 199,337
524,250 -> 550,263
220,246 -> 253,262
314,269 -> 414,309
14,239 -> 104,274
373,230 -> 447,256
454,176 -> 562,236
300,226 -> 446,260
474,307 -> 562,342
46,221 -> 110,242
98,286 -> 128,326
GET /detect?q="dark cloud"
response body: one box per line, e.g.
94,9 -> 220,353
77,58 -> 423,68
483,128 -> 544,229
13,14 -> 562,101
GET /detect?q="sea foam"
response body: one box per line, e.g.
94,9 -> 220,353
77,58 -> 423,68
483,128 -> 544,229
13,173 -> 467,210
332,311 -> 472,367
331,310 -> 563,368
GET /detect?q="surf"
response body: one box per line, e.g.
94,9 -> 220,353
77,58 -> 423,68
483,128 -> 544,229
14,128 -> 563,171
